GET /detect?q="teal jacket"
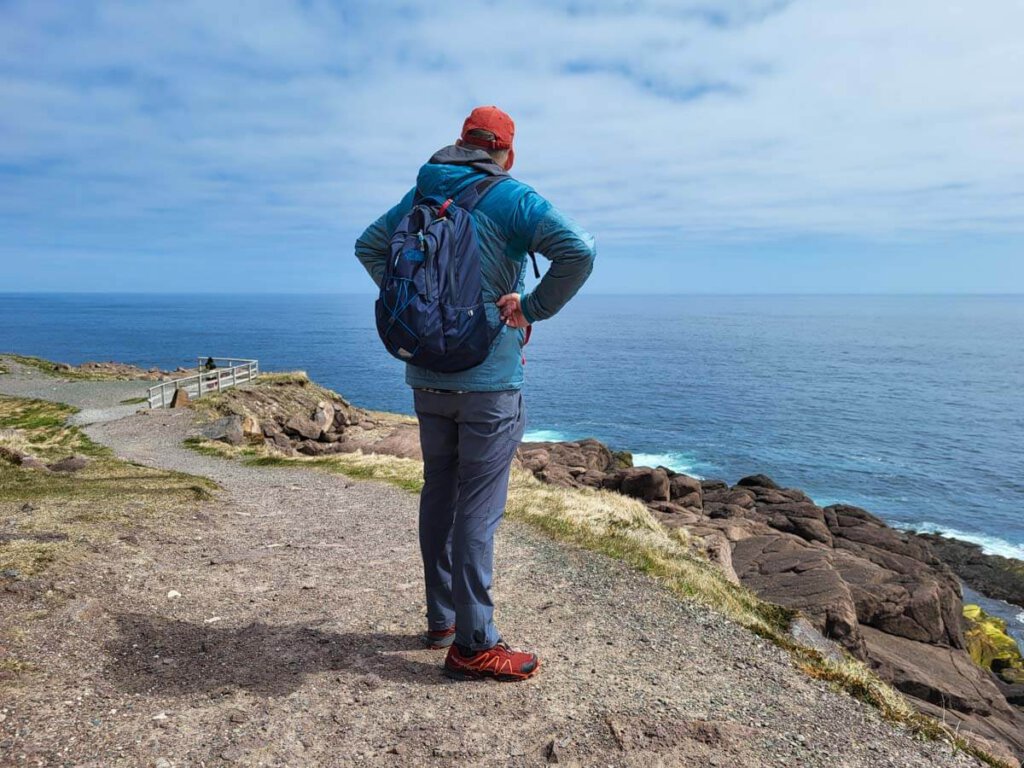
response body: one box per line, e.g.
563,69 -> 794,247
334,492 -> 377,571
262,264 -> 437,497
355,145 -> 596,392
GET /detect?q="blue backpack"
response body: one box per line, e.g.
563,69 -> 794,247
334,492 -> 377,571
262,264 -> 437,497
375,174 -> 511,373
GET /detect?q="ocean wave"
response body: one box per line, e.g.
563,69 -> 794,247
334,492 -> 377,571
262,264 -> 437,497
632,452 -> 704,478
523,429 -> 573,443
900,522 -> 1024,560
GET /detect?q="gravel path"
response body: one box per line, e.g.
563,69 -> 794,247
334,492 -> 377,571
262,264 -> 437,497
0,363 -> 985,767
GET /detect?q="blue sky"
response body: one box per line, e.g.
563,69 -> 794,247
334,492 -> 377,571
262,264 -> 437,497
1,1 -> 1022,294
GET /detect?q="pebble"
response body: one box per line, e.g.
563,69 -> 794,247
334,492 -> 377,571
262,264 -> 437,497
166,590 -> 181,599
154,759 -> 172,768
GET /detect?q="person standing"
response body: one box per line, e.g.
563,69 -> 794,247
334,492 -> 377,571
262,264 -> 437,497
355,106 -> 595,681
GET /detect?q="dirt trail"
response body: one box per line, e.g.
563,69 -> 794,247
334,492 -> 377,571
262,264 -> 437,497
0,363 -> 984,767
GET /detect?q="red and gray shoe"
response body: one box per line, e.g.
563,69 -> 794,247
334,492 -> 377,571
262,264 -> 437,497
444,641 -> 540,682
422,626 -> 456,649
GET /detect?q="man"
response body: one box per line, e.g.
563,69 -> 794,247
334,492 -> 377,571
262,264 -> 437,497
355,106 -> 595,681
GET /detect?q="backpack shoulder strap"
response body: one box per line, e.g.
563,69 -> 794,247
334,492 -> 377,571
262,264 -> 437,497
454,175 -> 507,212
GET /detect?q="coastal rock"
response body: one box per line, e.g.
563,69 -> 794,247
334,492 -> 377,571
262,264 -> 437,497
862,625 -> 1024,763
668,473 -> 703,505
283,415 -> 322,441
201,416 -> 244,446
520,439 -> 614,475
730,533 -> 865,657
170,388 -> 190,408
605,467 -> 670,503
916,533 -> 1024,610
825,504 -> 963,648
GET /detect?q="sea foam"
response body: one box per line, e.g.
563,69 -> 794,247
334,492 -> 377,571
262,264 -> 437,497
902,522 -> 1024,560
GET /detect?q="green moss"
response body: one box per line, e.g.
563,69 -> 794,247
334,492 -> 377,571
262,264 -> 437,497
119,396 -> 148,405
964,604 -> 1024,685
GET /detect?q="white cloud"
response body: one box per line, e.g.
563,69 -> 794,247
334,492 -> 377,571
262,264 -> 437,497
0,0 -> 1022,289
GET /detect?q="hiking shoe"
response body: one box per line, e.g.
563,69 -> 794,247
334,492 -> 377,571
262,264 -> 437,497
422,626 -> 456,649
444,641 -> 540,682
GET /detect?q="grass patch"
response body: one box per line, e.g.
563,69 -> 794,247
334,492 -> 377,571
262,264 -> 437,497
0,354 -> 105,380
257,370 -> 312,386
0,396 -> 217,578
0,396 -> 111,461
119,396 -> 148,405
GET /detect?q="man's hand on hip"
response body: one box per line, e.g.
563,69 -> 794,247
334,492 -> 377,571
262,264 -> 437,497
496,293 -> 529,329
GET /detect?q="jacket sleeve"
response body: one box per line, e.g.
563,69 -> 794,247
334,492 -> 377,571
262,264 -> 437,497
519,203 -> 596,325
354,188 -> 416,288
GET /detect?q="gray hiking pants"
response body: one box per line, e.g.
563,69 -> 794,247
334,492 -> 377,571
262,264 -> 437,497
413,388 -> 526,651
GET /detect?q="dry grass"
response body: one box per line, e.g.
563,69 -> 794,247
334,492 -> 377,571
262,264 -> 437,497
0,354 -> 110,380
0,396 -> 217,578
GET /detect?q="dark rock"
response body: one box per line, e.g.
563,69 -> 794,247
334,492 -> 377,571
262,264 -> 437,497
700,479 -> 728,491
669,474 -> 702,504
916,532 -> 1024,610
607,467 -> 670,502
296,440 -> 347,457
283,415 -> 322,441
703,487 -> 755,509
200,416 -> 244,446
261,421 -> 282,437
736,474 -> 780,490
610,450 -> 633,469
47,455 -> 90,473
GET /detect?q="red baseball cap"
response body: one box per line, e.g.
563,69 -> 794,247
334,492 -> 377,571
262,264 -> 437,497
461,105 -> 515,169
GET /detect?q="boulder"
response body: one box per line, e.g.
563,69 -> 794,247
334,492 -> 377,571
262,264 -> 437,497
605,467 -> 670,502
313,401 -> 335,433
296,440 -> 347,457
736,474 -> 780,490
283,415 -> 322,441
369,425 -> 422,460
518,447 -> 550,473
200,415 -> 244,446
668,473 -> 702,504
170,388 -> 191,408
241,414 -> 261,437
47,455 -> 90,473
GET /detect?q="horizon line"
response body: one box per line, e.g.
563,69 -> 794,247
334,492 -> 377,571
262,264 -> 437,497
3,291 -> 1024,298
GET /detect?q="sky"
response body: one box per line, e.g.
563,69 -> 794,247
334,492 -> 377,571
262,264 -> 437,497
1,1 -> 1022,294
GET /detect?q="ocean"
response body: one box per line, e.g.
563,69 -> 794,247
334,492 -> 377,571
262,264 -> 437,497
3,292 -> 1023,635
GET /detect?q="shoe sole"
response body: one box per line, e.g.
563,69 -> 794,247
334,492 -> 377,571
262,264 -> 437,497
443,660 -> 541,683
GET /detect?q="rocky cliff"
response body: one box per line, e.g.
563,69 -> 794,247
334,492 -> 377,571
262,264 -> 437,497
516,440 -> 1024,764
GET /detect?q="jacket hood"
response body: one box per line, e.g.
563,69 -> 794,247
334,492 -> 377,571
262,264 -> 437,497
416,145 -> 508,200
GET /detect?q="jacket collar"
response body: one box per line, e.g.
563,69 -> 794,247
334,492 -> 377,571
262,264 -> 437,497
428,144 -> 508,177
